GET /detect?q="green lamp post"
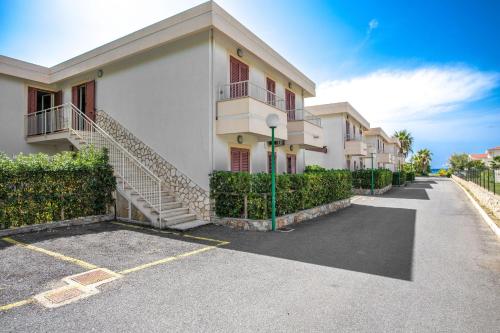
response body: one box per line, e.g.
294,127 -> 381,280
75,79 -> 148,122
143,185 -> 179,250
369,150 -> 376,195
266,113 -> 280,231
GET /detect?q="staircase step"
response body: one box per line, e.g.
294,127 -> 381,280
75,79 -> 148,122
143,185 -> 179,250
160,207 -> 189,218
168,220 -> 211,231
161,213 -> 197,226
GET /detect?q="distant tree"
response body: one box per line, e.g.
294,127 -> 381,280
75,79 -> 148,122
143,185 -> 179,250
413,149 -> 433,175
467,159 -> 486,170
490,156 -> 500,169
448,153 -> 470,172
393,129 -> 414,159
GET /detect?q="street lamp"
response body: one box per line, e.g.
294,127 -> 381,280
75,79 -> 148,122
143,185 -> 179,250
368,147 -> 377,195
266,113 -> 279,231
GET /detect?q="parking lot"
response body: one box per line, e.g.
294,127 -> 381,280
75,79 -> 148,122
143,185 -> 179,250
1,178 -> 499,332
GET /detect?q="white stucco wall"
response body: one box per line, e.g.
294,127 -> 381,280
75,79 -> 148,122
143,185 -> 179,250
0,74 -> 71,156
211,30 -> 306,174
56,31 -> 212,189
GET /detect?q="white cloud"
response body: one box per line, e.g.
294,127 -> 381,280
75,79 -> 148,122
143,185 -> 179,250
306,66 -> 499,125
367,19 -> 379,33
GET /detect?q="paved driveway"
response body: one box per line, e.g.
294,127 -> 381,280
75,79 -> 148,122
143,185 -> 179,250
1,177 -> 499,332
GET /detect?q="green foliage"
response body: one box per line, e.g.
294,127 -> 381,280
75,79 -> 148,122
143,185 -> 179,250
468,159 -> 486,170
406,171 -> 416,182
393,129 -> 414,158
0,148 -> 115,229
351,169 -> 393,189
304,165 -> 326,173
392,171 -> 407,185
491,156 -> 500,170
210,170 -> 352,219
448,153 -> 470,172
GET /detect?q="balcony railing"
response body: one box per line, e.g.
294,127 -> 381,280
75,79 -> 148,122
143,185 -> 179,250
25,105 -> 82,137
287,109 -> 321,127
218,80 -> 286,112
345,134 -> 364,142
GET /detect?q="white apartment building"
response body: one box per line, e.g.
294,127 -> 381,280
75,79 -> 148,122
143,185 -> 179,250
362,127 -> 401,171
304,102 -> 370,170
0,2 -> 323,228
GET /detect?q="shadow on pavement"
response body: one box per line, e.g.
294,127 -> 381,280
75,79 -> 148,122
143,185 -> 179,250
406,183 -> 433,189
381,187 -> 430,200
193,204 -> 417,281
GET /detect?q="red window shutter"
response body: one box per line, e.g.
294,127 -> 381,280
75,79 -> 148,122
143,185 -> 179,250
230,148 -> 250,172
241,150 -> 249,172
267,152 -> 276,173
266,78 -> 276,106
72,86 -> 78,106
27,87 -> 37,114
85,80 -> 96,121
286,90 -> 295,120
55,90 -> 62,106
231,148 -> 241,172
291,155 -> 296,174
230,56 -> 249,98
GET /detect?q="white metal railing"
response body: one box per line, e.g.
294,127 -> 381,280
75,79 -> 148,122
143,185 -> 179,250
218,80 -> 286,112
345,133 -> 365,142
287,109 -> 321,127
24,103 -> 163,220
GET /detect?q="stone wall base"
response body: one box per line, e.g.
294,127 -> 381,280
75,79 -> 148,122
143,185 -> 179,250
214,198 -> 351,231
352,184 -> 392,195
0,215 -> 114,237
452,175 -> 500,220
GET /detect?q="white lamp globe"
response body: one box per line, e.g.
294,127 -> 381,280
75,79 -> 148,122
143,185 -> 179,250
266,113 -> 280,129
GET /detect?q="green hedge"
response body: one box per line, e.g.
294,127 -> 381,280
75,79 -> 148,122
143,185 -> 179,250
406,171 -> 415,182
392,171 -> 407,186
0,148 -> 115,229
351,169 -> 393,189
210,170 -> 352,219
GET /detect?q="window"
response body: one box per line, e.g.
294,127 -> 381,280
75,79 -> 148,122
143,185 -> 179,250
346,159 -> 351,170
266,78 -> 276,106
354,160 -> 357,170
346,120 -> 350,140
286,154 -> 296,174
229,56 -> 249,98
72,80 -> 96,121
230,147 -> 250,172
285,89 -> 295,120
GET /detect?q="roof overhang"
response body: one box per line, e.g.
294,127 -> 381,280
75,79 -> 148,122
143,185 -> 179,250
305,102 -> 370,129
364,127 -> 392,143
0,1 -> 315,96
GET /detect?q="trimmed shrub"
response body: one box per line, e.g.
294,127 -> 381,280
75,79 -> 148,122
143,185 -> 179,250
352,169 -> 393,189
304,165 -> 326,173
392,171 -> 407,186
0,148 -> 115,229
406,171 -> 415,182
210,170 -> 352,219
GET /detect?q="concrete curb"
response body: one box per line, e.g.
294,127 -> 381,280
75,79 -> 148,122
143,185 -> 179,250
0,215 -> 114,237
452,178 -> 500,238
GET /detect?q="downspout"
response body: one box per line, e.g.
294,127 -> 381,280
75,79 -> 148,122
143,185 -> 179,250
209,28 -> 214,173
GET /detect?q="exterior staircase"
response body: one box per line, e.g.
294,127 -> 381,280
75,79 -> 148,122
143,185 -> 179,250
25,103 -> 209,231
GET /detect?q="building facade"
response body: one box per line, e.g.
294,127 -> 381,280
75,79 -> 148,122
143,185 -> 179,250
304,102 -> 370,170
0,2 -> 324,227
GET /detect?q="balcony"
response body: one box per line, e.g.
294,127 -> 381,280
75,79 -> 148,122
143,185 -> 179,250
24,104 -> 79,143
216,81 -> 287,141
286,109 -> 324,149
377,152 -> 394,164
344,136 -> 367,156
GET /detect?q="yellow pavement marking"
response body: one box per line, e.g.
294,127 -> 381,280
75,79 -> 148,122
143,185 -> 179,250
111,221 -> 230,245
1,237 -> 98,270
0,298 -> 34,312
118,245 -> 217,275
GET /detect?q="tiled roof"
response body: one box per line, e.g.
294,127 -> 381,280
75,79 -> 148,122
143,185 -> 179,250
470,153 -> 488,159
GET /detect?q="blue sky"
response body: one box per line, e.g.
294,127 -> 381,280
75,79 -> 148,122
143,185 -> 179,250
1,0 -> 499,168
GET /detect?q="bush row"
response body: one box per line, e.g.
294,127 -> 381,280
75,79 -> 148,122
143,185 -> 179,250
392,171 -> 407,185
351,169 -> 393,189
406,171 -> 416,182
0,148 -> 115,229
210,170 -> 352,219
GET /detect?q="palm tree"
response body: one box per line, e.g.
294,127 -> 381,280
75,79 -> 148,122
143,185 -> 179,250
491,156 -> 500,169
415,148 -> 433,174
393,130 -> 414,158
